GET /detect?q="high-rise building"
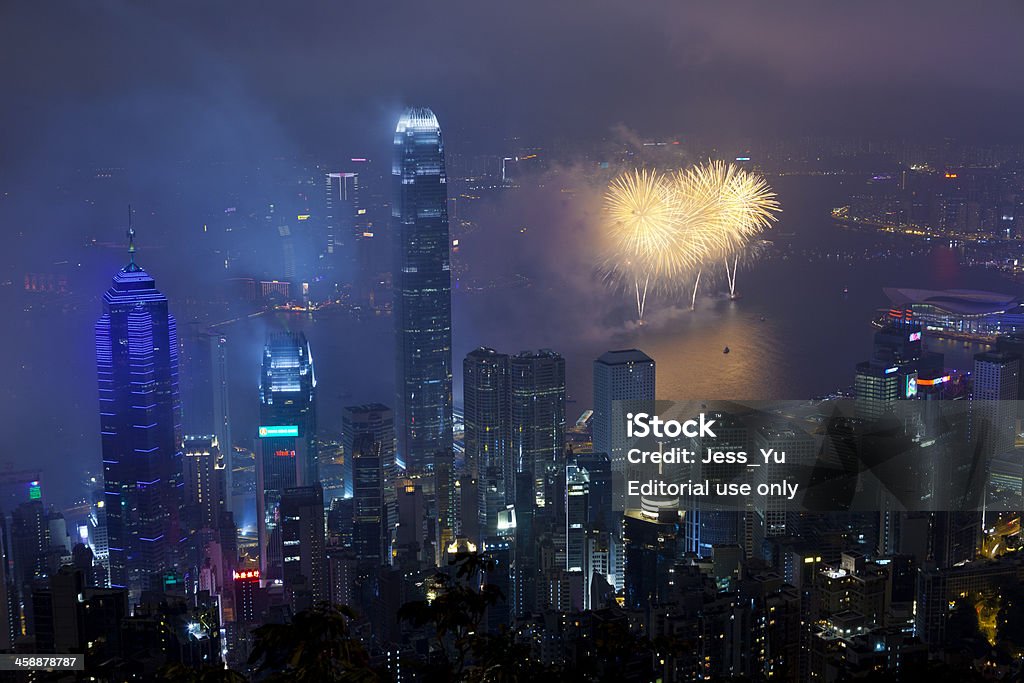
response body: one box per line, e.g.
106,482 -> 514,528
95,225 -> 184,595
325,171 -> 359,261
971,350 -> 1019,457
464,348 -> 511,537
0,512 -> 16,649
510,350 -> 566,509
565,462 -> 589,573
854,320 -> 940,420
463,348 -> 511,481
576,453 -> 613,533
259,332 -> 317,483
280,484 -> 326,611
182,436 -> 228,531
593,350 -> 655,510
351,434 -> 387,568
341,404 -> 395,498
257,331 -> 317,580
182,327 -> 232,505
11,499 -> 48,632
393,107 -> 454,475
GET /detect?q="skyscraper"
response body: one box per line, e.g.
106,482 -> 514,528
464,347 -> 511,536
95,224 -> 183,595
182,327 -> 232,505
259,331 -> 317,483
351,434 -> 387,567
393,107 -> 454,474
593,350 -> 655,510
257,331 -> 317,579
971,350 -> 1019,456
325,171 -> 359,261
182,436 -> 228,532
341,404 -> 395,499
509,350 -> 566,509
280,484 -> 326,611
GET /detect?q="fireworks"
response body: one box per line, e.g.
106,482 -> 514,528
601,161 -> 780,318
601,169 -> 722,319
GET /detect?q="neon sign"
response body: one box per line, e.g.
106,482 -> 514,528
259,425 -> 299,438
233,569 -> 261,580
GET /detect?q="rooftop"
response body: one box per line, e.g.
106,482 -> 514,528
596,349 -> 655,365
884,287 -> 1021,316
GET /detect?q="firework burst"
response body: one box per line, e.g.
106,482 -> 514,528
600,169 -> 722,319
600,162 -> 780,318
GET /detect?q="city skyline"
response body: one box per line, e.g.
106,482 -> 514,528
4,3 -> 1024,680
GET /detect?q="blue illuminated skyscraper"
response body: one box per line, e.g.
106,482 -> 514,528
95,222 -> 184,596
393,107 -> 453,474
257,331 -> 317,580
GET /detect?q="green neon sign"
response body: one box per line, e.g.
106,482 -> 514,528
258,425 -> 299,438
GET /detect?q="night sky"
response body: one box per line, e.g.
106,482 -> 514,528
3,0 -> 1024,176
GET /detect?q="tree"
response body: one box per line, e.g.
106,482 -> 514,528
397,551 -> 504,681
247,602 -> 380,682
156,663 -> 249,683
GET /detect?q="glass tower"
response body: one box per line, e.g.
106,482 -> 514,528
592,349 -> 655,511
392,107 -> 453,474
257,331 -> 317,580
509,350 -> 566,509
95,228 -> 183,595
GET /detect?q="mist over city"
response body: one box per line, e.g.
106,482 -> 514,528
3,2 -> 1024,681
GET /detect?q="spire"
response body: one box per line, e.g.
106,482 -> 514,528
125,204 -> 141,272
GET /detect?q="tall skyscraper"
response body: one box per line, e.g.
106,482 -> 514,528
10,499 -> 47,631
280,484 -> 326,611
325,171 -> 359,261
182,327 -> 232,505
182,436 -> 228,532
351,434 -> 387,567
464,348 -> 511,535
593,350 -> 655,510
341,404 -> 395,499
393,107 -> 454,474
971,350 -> 1019,456
95,225 -> 184,595
509,350 -> 566,509
257,332 -> 317,580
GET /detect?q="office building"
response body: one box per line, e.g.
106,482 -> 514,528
182,435 -> 228,532
280,484 -> 326,611
95,225 -> 184,595
182,327 -> 232,504
593,349 -> 655,511
971,350 -> 1019,457
352,434 -> 388,567
257,331 -> 317,580
325,171 -> 360,261
509,349 -> 566,509
393,107 -> 454,474
463,348 -> 510,482
341,404 -> 395,498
